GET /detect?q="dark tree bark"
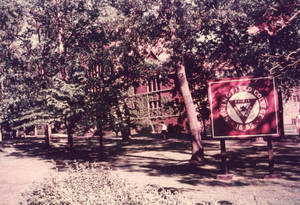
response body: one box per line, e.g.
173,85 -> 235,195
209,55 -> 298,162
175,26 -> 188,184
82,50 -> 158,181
0,126 -> 3,150
96,121 -> 104,157
67,128 -> 74,151
66,118 -> 74,151
45,124 -> 52,148
121,104 -> 131,141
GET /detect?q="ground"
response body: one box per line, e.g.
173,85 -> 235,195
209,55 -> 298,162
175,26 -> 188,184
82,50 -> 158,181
0,133 -> 299,205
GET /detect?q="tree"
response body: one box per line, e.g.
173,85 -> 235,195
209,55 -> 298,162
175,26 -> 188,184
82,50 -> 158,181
1,0 -> 96,149
0,0 -> 33,140
1,0 -> 148,151
24,0 -> 110,150
23,0 -> 148,150
111,0 -> 299,162
2,0 -> 298,160
245,0 -> 300,96
114,0 -> 207,162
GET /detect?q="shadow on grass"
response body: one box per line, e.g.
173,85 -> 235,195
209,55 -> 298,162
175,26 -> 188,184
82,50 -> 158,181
2,133 -> 300,187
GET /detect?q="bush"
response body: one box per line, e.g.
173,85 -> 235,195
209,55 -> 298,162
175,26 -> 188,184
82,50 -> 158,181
136,119 -> 153,134
20,163 -> 192,205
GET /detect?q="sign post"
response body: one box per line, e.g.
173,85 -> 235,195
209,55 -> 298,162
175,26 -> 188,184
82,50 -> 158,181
264,137 -> 282,179
217,139 -> 234,180
209,77 -> 281,179
220,139 -> 227,174
267,137 -> 274,174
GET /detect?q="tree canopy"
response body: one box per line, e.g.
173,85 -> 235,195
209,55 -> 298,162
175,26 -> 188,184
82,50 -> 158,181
0,0 -> 299,156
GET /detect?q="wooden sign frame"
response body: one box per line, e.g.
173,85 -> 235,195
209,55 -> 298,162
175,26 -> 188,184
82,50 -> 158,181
208,77 -> 280,139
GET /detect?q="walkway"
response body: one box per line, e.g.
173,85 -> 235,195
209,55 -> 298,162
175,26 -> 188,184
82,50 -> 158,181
0,136 -> 299,204
0,147 -> 55,205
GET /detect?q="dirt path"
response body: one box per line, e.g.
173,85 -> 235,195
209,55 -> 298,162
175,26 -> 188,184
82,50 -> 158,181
0,136 -> 299,205
0,147 -> 56,205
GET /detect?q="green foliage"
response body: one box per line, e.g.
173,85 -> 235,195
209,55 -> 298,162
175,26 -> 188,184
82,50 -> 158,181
135,118 -> 154,134
24,0 -> 98,132
125,0 -> 299,117
1,0 -> 299,135
0,0 -> 35,129
1,0 -> 144,135
20,163 -> 192,205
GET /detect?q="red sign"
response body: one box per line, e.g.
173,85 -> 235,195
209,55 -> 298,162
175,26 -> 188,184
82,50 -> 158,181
208,77 -> 280,138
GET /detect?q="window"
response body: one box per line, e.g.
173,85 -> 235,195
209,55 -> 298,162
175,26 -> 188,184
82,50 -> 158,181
134,86 -> 137,95
149,94 -> 161,109
293,95 -> 300,102
152,79 -> 156,91
147,76 -> 161,92
148,79 -> 152,92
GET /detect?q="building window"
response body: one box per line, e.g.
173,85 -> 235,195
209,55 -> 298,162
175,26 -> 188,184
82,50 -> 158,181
157,77 -> 161,91
292,118 -> 296,125
134,86 -> 137,95
147,76 -> 161,92
149,94 -> 161,108
292,95 -> 300,102
148,79 -> 152,92
152,78 -> 156,91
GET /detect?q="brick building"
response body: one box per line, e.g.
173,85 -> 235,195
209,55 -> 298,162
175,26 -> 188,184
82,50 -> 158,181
283,87 -> 300,135
128,75 -> 186,134
129,77 -> 300,137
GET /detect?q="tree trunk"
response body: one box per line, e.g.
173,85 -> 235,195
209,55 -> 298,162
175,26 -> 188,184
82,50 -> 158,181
121,128 -> 131,141
96,122 -> 104,157
115,102 -> 132,141
56,0 -> 64,53
99,132 -> 104,156
66,120 -> 74,151
12,130 -> 17,139
202,118 -> 207,138
45,124 -> 52,147
67,131 -> 73,151
0,126 -> 3,150
177,63 -> 204,162
56,0 -> 65,78
121,104 -> 132,141
23,127 -> 26,138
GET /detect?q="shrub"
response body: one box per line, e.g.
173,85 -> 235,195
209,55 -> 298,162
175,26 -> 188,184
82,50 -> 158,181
136,119 -> 153,134
20,163 -> 193,205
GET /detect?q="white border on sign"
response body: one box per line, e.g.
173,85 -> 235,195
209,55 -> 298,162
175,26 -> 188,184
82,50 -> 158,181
208,76 -> 280,138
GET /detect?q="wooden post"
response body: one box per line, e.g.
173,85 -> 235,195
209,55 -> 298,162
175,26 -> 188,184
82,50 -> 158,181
217,139 -> 233,180
267,137 -> 274,174
23,127 -> 26,138
34,125 -> 38,136
221,139 -> 228,174
264,137 -> 281,179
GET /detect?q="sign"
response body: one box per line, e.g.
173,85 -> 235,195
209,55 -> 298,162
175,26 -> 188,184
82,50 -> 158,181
208,77 -> 280,138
